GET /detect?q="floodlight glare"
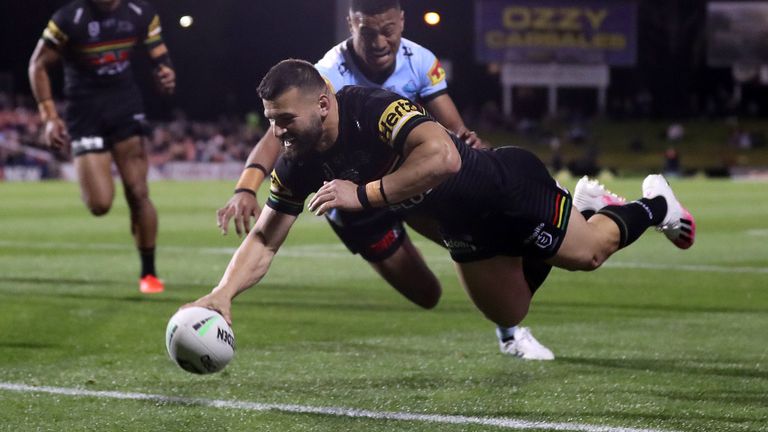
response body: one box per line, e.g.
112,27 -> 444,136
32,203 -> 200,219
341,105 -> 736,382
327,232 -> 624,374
179,16 -> 194,28
424,12 -> 441,26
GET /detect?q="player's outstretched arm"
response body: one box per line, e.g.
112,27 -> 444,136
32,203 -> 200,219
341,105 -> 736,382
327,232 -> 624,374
190,206 -> 296,324
308,121 -> 460,215
425,94 -> 487,149
28,40 -> 69,150
217,129 -> 283,236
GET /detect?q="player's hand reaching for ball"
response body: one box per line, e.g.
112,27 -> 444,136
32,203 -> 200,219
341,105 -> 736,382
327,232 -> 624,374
308,180 -> 362,216
182,291 -> 233,326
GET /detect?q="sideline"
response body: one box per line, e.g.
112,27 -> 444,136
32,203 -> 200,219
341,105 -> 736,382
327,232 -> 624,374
0,382 -> 674,432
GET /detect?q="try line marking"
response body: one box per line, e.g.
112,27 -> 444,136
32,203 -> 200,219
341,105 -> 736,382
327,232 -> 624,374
0,382 -> 673,432
1,240 -> 766,275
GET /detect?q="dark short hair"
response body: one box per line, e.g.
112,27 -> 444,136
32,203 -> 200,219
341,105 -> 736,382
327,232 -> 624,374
349,0 -> 400,15
257,59 -> 327,101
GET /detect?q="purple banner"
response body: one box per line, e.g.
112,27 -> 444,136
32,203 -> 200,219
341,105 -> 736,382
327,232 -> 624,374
475,0 -> 637,66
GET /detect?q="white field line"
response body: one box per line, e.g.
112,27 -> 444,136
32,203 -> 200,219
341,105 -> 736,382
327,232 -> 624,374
1,240 -> 766,275
0,382 -> 674,432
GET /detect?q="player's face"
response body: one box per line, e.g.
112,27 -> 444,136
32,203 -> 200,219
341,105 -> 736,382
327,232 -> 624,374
264,88 -> 325,160
90,0 -> 120,12
348,8 -> 404,74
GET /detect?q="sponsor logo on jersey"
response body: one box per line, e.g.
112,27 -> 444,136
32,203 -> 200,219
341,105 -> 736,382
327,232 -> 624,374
377,99 -> 425,145
443,237 -> 477,252
88,21 -> 100,38
71,136 -> 105,154
427,59 -> 446,86
388,188 -> 432,211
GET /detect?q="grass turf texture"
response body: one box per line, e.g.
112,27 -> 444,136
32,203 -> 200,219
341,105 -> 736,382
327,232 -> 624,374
0,178 -> 766,431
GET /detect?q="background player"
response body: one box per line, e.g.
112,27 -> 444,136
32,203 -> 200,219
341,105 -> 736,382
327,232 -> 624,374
217,0 -> 553,360
28,0 -> 175,294
185,60 -> 696,350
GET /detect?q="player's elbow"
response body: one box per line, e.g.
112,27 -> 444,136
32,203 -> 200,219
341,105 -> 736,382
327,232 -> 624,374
433,139 -> 461,181
28,58 -> 42,78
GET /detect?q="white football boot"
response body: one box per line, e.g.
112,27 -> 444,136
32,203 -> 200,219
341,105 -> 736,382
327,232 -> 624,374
496,327 -> 555,361
573,176 -> 627,213
642,174 -> 696,249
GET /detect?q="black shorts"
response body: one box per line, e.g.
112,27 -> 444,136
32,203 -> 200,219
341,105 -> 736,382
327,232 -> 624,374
442,146 -> 572,263
325,208 -> 406,262
65,88 -> 148,157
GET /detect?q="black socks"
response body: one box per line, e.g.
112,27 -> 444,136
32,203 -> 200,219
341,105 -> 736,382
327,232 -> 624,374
139,247 -> 156,277
597,197 -> 667,248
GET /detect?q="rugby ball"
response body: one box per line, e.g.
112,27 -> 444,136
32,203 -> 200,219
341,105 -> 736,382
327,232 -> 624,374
165,307 -> 235,374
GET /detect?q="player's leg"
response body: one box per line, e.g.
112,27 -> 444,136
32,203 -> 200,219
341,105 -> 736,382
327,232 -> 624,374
454,256 -> 553,360
73,150 -> 115,216
67,96 -> 116,216
408,212 -> 554,359
550,174 -> 694,271
368,236 -> 442,309
326,209 -> 442,309
112,134 -> 162,293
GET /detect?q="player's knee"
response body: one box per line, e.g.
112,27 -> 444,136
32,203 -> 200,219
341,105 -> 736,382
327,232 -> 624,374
575,253 -> 605,272
124,182 -> 149,208
88,202 -> 111,216
414,282 -> 442,310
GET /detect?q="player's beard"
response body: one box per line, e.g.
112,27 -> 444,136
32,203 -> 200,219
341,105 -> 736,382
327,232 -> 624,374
282,115 -> 324,161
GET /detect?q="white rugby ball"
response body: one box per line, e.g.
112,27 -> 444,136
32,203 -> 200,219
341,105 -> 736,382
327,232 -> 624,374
165,307 -> 235,374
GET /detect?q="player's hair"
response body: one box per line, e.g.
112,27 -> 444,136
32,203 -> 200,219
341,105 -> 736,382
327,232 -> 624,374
257,59 -> 327,101
349,0 -> 400,15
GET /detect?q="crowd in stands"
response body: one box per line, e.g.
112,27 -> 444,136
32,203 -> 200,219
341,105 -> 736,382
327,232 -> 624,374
0,92 -> 263,178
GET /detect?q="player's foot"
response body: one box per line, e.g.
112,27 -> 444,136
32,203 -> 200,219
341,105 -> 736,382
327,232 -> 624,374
642,174 -> 696,249
140,274 -> 164,294
573,176 -> 626,213
496,327 -> 555,360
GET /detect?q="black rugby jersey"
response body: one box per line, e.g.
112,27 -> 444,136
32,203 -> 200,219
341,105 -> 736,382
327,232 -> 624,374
266,86 -> 502,230
41,0 -> 164,97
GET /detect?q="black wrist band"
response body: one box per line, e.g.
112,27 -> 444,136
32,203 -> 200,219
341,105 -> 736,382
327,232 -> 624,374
379,178 -> 390,205
357,184 -> 371,209
246,163 -> 268,176
234,188 -> 256,196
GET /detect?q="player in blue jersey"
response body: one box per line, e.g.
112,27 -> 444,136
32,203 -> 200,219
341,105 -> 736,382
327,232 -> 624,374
29,0 -> 174,294
216,0 -> 555,360
185,60 -> 695,352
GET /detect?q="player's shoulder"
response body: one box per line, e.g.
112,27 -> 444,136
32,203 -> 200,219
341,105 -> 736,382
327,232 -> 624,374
337,85 -> 394,104
337,85 -> 420,120
50,0 -> 88,21
315,40 -> 355,92
124,0 -> 158,17
399,37 -> 438,63
315,40 -> 348,71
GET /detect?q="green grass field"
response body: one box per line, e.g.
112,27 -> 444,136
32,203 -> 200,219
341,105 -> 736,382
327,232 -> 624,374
0,178 -> 766,431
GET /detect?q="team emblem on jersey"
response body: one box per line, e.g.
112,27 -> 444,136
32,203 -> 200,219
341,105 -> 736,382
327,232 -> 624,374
377,99 -> 425,145
427,59 -> 446,86
88,21 -> 100,38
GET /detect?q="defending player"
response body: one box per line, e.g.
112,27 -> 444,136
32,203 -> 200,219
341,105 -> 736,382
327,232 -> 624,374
185,60 -> 696,352
217,0 -> 555,360
28,0 -> 175,293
